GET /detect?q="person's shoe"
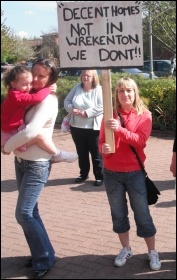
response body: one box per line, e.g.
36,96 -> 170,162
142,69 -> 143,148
148,250 -> 161,270
114,247 -> 133,267
24,258 -> 32,268
94,180 -> 103,186
33,269 -> 49,279
52,150 -> 78,163
32,260 -> 56,279
75,176 -> 88,183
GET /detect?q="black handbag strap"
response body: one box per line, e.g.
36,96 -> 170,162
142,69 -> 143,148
118,112 -> 147,176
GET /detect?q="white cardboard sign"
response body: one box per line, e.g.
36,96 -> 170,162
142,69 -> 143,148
57,1 -> 143,68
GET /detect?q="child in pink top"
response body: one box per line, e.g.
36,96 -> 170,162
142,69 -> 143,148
1,64 -> 78,164
1,65 -> 54,152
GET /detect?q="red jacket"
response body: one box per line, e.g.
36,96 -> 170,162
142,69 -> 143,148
1,87 -> 50,131
99,108 -> 152,172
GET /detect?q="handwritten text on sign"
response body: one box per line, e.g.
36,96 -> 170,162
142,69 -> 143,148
57,1 -> 143,68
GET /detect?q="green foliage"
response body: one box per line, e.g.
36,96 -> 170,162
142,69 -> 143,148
1,9 -> 36,63
1,81 -> 7,103
1,10 -> 18,62
142,1 -> 176,55
138,77 -> 176,131
55,76 -> 80,123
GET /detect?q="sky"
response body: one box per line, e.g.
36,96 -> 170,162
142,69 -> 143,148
1,1 -> 59,39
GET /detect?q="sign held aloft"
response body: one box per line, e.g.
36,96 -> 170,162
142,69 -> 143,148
57,1 -> 143,152
57,1 -> 143,68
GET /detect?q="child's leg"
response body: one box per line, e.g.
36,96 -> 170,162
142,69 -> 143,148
16,123 -> 28,151
1,130 -> 12,147
17,123 -> 58,154
25,133 -> 78,164
1,129 -> 25,153
26,133 -> 58,155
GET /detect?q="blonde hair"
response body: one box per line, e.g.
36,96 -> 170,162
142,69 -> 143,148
114,77 -> 149,116
80,70 -> 99,89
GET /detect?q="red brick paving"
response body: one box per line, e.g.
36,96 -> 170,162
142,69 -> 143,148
1,129 -> 176,279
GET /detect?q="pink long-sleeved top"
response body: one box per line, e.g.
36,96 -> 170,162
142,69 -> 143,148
99,108 -> 152,172
1,87 -> 50,131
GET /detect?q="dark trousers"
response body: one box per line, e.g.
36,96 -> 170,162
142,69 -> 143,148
70,127 -> 103,180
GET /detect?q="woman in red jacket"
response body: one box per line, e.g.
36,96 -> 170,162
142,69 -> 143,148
99,77 -> 161,271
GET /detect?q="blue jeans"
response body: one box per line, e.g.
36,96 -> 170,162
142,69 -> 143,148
14,157 -> 55,270
103,169 -> 156,238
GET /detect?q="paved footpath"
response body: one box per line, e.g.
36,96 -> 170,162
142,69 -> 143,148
1,129 -> 176,279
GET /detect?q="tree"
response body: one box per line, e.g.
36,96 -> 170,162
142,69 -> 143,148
1,10 -> 36,63
14,38 -> 36,62
142,1 -> 176,57
40,29 -> 60,63
1,10 -> 18,62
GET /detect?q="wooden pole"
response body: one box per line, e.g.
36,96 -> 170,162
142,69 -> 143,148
101,69 -> 115,153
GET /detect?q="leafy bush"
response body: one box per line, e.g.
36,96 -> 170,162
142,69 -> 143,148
57,76 -> 80,123
137,78 -> 176,131
1,82 -> 7,103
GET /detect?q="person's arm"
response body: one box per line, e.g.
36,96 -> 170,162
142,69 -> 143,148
114,111 -> 152,148
170,134 -> 176,177
49,83 -> 57,93
85,86 -> 103,117
64,84 -> 78,113
10,87 -> 50,106
4,96 -> 56,153
172,134 -> 176,153
170,152 -> 176,177
1,146 -> 10,155
99,116 -> 120,155
98,117 -> 106,152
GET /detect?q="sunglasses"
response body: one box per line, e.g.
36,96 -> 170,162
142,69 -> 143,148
33,58 -> 54,73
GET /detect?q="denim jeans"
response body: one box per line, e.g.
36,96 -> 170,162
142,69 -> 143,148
14,157 -> 55,270
103,169 -> 156,238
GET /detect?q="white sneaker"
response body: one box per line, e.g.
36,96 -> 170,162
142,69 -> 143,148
114,247 -> 133,267
52,150 -> 78,163
148,250 -> 161,270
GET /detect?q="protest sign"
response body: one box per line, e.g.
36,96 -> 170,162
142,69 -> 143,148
57,1 -> 143,68
57,1 -> 143,152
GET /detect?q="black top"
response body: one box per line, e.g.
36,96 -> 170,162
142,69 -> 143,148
173,132 -> 176,153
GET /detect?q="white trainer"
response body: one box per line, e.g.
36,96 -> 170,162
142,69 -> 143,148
52,150 -> 78,163
148,250 -> 161,270
114,247 -> 133,267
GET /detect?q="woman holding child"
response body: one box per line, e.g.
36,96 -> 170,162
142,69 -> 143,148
2,58 -> 77,278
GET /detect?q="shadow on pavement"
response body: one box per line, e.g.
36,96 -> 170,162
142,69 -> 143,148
1,179 -> 175,193
1,252 -> 176,279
